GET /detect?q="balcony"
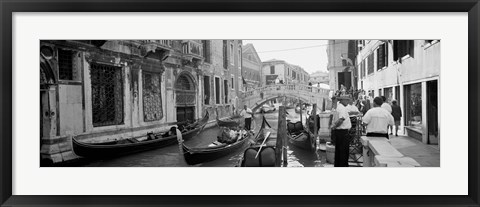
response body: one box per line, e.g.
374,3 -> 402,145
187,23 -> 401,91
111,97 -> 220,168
136,40 -> 173,60
182,40 -> 203,61
139,40 -> 173,49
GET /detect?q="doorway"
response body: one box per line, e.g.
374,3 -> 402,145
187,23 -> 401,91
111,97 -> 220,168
337,72 -> 351,90
175,72 -> 196,123
427,80 -> 439,144
176,107 -> 195,123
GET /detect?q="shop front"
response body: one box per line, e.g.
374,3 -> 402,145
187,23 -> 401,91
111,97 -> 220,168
403,80 -> 439,144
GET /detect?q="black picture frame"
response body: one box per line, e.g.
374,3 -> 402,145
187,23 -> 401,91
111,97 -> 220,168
1,0 -> 479,206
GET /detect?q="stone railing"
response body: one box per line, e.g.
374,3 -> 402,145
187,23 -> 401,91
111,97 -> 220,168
242,84 -> 332,113
138,40 -> 173,48
361,136 -> 421,167
244,84 -> 330,100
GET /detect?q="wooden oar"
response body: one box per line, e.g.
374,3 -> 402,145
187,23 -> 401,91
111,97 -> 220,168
255,131 -> 271,159
194,111 -> 209,136
176,128 -> 185,155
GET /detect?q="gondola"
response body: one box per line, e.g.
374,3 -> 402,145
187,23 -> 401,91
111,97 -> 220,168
178,117 -> 270,165
286,120 -> 316,151
238,117 -> 276,167
215,108 -> 242,127
261,104 -> 276,113
72,112 -> 209,158
288,103 -> 316,151
285,104 -> 295,110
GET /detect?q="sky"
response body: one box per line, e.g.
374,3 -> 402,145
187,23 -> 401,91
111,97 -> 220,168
242,40 -> 329,74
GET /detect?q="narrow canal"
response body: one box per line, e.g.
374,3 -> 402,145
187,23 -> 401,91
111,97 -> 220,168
81,108 -> 327,167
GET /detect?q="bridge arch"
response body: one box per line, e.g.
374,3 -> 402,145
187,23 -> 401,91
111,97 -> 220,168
243,84 -> 332,113
249,94 -> 309,112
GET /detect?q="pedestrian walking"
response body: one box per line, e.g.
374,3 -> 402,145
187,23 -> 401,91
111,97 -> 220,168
331,95 -> 352,167
347,98 -> 360,115
361,99 -> 371,115
391,100 -> 402,136
381,96 -> 393,133
362,97 -> 394,139
240,105 -> 253,131
381,96 -> 392,113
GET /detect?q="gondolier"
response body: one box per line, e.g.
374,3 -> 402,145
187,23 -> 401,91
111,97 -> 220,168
331,95 -> 352,167
240,105 -> 253,130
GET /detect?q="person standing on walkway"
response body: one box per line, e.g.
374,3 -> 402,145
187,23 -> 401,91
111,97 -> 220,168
331,95 -> 352,167
381,96 -> 393,133
240,105 -> 253,131
362,97 -> 394,139
391,100 -> 402,136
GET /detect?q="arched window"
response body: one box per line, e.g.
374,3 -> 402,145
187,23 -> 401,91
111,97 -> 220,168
175,73 -> 196,106
175,74 -> 195,91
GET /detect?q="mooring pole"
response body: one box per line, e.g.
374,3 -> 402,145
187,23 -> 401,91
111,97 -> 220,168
278,105 -> 288,167
299,99 -> 302,124
313,103 -> 318,150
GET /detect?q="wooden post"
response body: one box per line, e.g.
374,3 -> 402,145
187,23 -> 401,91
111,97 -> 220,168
322,98 -> 326,112
299,99 -> 302,124
313,103 -> 318,149
276,106 -> 287,167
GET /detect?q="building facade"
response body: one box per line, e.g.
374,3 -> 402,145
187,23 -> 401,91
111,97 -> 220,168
40,39 -> 242,164
241,43 -> 261,90
356,40 -> 440,145
309,71 -> 329,85
261,59 -> 310,86
326,40 -> 358,91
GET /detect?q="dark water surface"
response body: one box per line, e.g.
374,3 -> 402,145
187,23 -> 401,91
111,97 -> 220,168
81,108 -> 326,167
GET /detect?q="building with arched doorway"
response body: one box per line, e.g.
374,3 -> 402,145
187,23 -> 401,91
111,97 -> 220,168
39,40 -> 241,165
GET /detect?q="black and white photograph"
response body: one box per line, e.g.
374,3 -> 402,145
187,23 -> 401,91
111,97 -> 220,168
39,39 -> 440,167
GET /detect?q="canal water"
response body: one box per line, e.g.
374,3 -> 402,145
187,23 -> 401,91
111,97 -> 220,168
81,108 -> 327,167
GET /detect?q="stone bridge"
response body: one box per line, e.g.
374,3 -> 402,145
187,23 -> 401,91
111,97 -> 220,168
242,84 -> 332,112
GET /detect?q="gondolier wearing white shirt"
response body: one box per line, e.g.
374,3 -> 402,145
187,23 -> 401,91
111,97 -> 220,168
331,95 -> 352,167
240,105 -> 253,131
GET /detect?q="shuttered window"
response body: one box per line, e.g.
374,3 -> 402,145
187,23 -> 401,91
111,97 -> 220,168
223,40 -> 228,69
393,40 -> 414,61
202,40 -> 211,63
203,76 -> 210,105
367,53 -> 374,75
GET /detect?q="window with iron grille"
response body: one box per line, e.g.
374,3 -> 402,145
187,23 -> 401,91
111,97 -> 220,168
377,43 -> 388,70
143,72 -> 163,122
58,49 -> 74,80
175,74 -> 196,106
367,53 -> 374,75
202,40 -> 211,63
393,40 -> 414,61
90,63 -> 124,127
